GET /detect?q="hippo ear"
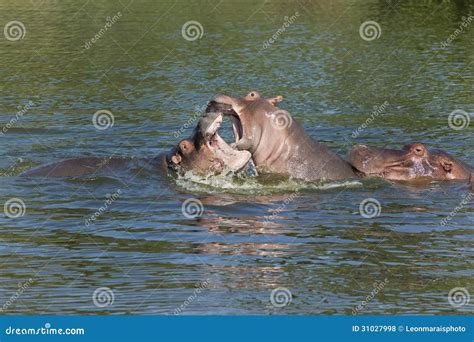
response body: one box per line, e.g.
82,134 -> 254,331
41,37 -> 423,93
266,96 -> 283,106
441,160 -> 453,172
179,140 -> 194,155
171,154 -> 182,164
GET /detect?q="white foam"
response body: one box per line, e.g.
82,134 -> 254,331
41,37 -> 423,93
175,168 -> 362,195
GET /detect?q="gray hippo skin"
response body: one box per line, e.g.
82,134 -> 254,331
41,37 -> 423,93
348,143 -> 473,188
21,112 -> 251,177
206,91 -> 357,181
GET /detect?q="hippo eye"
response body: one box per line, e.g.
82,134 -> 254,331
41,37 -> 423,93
245,91 -> 260,101
413,146 -> 425,156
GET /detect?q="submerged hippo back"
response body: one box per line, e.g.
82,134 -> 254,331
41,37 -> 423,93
285,121 -> 356,180
21,156 -> 168,177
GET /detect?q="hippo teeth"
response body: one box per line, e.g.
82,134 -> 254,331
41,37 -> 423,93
230,115 -> 243,143
232,124 -> 239,144
210,133 -> 251,172
204,114 -> 223,137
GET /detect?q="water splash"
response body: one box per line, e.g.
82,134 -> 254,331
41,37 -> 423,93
175,168 -> 362,195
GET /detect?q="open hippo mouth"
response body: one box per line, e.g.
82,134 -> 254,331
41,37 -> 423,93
205,101 -> 243,144
201,111 -> 250,172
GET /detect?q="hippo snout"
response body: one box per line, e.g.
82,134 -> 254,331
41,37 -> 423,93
205,100 -> 235,115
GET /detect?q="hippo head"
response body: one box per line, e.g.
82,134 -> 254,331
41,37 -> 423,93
348,143 -> 473,182
205,91 -> 284,154
169,112 -> 251,175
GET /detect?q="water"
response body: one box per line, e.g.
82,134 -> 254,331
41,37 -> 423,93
0,0 -> 473,315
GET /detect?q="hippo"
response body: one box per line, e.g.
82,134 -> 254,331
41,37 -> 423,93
21,112 -> 251,177
205,91 -> 357,181
348,143 -> 473,187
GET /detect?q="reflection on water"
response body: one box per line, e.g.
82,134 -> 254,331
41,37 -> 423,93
0,0 -> 473,315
